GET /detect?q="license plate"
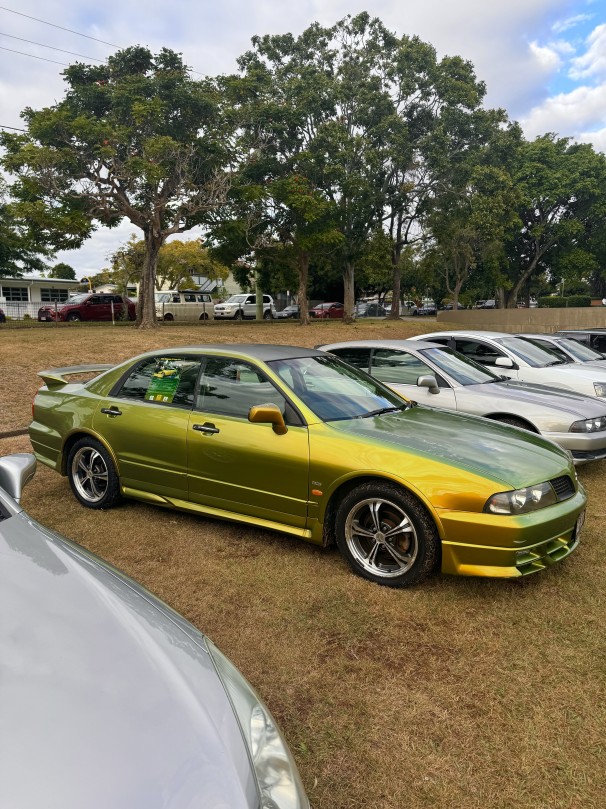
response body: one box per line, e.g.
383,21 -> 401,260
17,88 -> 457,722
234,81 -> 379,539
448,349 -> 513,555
575,510 -> 586,540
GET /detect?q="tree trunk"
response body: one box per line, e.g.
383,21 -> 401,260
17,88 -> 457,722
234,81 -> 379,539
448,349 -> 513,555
342,261 -> 355,323
297,249 -> 310,325
137,229 -> 163,328
389,250 -> 402,320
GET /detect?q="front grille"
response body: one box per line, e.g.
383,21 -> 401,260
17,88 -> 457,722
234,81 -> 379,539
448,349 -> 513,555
550,475 -> 575,501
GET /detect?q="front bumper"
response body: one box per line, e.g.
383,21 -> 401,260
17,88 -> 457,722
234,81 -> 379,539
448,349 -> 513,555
544,430 -> 606,465
437,487 -> 586,578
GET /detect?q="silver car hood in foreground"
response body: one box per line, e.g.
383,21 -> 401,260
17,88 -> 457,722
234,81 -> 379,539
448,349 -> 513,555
0,509 -> 258,809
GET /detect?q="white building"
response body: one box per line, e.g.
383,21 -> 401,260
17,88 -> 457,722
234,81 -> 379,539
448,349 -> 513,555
0,276 -> 81,319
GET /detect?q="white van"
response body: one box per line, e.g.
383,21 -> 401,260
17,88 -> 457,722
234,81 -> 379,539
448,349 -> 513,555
155,291 -> 214,321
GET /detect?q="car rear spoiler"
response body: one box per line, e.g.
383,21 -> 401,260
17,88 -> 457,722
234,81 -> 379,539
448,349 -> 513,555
38,364 -> 114,390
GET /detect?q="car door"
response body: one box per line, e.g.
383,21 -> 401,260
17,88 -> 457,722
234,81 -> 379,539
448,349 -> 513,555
370,348 -> 457,408
186,355 -> 310,528
92,354 -> 202,499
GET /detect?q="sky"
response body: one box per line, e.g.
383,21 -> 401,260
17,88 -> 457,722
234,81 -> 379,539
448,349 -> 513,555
1,0 -> 605,278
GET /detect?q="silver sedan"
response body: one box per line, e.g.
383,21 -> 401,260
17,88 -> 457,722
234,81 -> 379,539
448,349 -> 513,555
318,339 -> 606,464
0,453 -> 309,809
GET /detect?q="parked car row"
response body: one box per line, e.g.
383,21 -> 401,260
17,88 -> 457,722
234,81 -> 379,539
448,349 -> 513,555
30,343 -> 585,588
38,293 -> 136,322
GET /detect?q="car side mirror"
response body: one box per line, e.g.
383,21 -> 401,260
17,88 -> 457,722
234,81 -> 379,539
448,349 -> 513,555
495,356 -> 514,369
417,375 -> 440,394
0,453 -> 36,503
248,404 -> 288,435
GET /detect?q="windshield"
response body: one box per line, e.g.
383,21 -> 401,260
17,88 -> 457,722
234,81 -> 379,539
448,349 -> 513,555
495,336 -> 568,367
155,292 -> 171,303
420,347 -> 501,385
65,293 -> 89,305
556,338 -> 605,362
268,354 -> 409,422
225,295 -> 247,303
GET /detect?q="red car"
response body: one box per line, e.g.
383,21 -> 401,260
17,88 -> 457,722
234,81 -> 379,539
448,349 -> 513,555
309,302 -> 344,319
38,293 -> 136,322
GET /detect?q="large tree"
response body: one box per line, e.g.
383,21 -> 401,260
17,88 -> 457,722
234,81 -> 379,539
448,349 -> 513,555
498,134 -> 606,307
1,47 -> 232,327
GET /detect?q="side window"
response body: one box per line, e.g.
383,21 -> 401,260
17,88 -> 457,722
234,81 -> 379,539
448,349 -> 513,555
89,296 -> 102,305
196,357 -> 291,420
183,292 -> 196,302
172,293 -> 181,303
116,356 -> 202,408
113,296 -> 124,304
454,339 -> 502,367
531,339 -> 568,361
196,294 -> 209,303
329,347 -> 371,372
371,349 -> 440,385
263,295 -> 271,304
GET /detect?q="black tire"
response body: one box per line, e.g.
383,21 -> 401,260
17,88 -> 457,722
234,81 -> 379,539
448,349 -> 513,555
199,312 -> 209,321
494,416 -> 534,432
412,310 -> 418,317
263,309 -> 272,320
66,312 -> 81,322
67,437 -> 122,510
163,313 -> 174,321
335,481 -> 439,587
234,309 -> 243,320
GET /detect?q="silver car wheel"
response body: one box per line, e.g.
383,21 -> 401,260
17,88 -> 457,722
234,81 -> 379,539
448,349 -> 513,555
344,497 -> 419,578
71,447 -> 109,503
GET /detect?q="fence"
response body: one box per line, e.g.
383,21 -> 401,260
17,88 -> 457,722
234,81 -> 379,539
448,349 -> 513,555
0,301 -> 45,320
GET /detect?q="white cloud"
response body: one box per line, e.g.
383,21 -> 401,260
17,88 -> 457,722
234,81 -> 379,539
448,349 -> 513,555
552,13 -> 592,34
521,82 -> 606,144
569,23 -> 606,79
577,126 -> 606,152
529,41 -> 562,71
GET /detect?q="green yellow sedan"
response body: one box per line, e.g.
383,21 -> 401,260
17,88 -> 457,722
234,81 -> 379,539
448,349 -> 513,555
29,344 -> 586,587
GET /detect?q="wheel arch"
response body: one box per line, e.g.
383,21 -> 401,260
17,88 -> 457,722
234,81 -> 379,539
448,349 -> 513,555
61,430 -> 120,477
484,413 -> 539,433
319,473 -> 444,547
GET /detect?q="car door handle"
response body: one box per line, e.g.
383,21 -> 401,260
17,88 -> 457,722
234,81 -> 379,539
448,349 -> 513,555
100,407 -> 122,416
192,422 -> 220,434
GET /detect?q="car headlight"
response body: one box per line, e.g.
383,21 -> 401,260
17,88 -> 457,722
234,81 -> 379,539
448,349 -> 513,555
593,383 -> 606,396
484,481 -> 558,515
570,415 -> 606,432
207,639 -> 308,809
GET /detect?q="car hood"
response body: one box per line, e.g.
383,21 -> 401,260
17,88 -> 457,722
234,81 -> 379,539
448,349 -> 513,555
329,406 -> 571,489
472,379 -> 606,417
0,513 -> 257,809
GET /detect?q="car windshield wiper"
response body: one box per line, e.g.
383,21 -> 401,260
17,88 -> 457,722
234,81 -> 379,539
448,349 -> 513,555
480,378 -> 501,384
358,405 -> 407,418
544,359 -> 568,366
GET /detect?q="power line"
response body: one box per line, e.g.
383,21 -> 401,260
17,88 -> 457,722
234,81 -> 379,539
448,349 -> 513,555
0,44 -> 69,65
0,123 -> 25,131
0,5 -> 121,48
0,31 -> 103,62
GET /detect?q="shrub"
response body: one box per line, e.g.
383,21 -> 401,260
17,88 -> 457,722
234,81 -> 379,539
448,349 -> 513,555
538,295 -> 591,308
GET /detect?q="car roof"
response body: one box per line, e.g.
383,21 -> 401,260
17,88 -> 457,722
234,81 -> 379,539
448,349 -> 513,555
318,339 -> 438,351
421,330 -> 514,339
135,344 -> 325,362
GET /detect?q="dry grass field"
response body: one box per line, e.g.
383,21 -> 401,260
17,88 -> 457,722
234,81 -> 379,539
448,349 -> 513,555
1,320 -> 605,809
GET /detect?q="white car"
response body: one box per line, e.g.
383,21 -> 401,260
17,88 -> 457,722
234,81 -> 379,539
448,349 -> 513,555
319,339 -> 606,464
411,330 -> 606,399
518,333 -> 606,368
214,294 -> 276,320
